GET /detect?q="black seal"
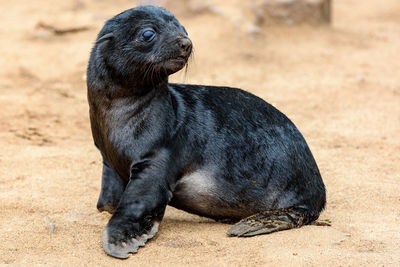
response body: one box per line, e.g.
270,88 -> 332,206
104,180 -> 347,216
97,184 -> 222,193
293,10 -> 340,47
87,5 -> 326,259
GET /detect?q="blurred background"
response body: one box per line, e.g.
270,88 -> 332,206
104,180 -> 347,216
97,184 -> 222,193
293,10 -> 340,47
0,0 -> 399,266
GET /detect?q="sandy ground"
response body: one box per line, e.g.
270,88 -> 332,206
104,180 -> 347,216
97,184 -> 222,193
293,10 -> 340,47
0,0 -> 399,266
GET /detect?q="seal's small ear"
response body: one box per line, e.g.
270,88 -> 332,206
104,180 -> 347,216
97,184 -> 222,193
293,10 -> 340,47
96,33 -> 114,53
97,32 -> 114,44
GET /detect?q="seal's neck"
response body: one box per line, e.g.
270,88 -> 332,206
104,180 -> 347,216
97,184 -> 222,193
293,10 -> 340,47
110,73 -> 169,97
88,79 -> 169,103
87,67 -> 169,99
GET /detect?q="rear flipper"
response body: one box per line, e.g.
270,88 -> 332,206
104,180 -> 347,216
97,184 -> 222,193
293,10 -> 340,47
227,207 -> 317,237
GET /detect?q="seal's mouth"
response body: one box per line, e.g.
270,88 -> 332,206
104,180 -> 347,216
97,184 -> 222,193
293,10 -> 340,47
172,56 -> 186,64
153,54 -> 189,75
166,55 -> 189,68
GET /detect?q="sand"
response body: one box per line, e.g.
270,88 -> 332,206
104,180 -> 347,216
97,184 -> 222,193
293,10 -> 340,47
0,0 -> 399,266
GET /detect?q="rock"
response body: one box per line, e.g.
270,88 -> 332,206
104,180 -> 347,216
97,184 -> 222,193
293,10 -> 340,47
134,0 -> 222,17
257,0 -> 331,26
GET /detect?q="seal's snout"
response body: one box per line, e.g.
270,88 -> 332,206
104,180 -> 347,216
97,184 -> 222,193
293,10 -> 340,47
179,37 -> 192,54
154,35 -> 192,75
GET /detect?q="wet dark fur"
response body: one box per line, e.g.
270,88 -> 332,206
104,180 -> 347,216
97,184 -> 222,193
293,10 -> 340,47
87,6 -> 326,258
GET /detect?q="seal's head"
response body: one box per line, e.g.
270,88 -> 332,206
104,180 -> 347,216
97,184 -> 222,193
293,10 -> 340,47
88,6 -> 192,90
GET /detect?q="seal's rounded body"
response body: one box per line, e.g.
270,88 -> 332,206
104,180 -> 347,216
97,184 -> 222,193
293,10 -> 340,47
87,6 -> 326,259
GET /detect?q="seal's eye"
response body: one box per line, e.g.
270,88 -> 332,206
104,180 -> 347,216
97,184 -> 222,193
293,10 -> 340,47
142,30 -> 155,42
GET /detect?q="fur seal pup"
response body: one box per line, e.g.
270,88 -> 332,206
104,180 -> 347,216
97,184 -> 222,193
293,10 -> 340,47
87,5 -> 326,259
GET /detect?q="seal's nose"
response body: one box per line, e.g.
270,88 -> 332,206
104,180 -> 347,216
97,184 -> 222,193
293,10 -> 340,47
179,38 -> 192,53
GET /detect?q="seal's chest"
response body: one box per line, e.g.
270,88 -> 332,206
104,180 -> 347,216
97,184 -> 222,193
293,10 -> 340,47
104,111 -> 136,153
101,97 -> 167,160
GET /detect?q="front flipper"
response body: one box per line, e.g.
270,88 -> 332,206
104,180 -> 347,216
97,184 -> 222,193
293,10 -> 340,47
227,207 -> 316,237
102,152 -> 173,259
102,216 -> 161,259
97,155 -> 126,214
